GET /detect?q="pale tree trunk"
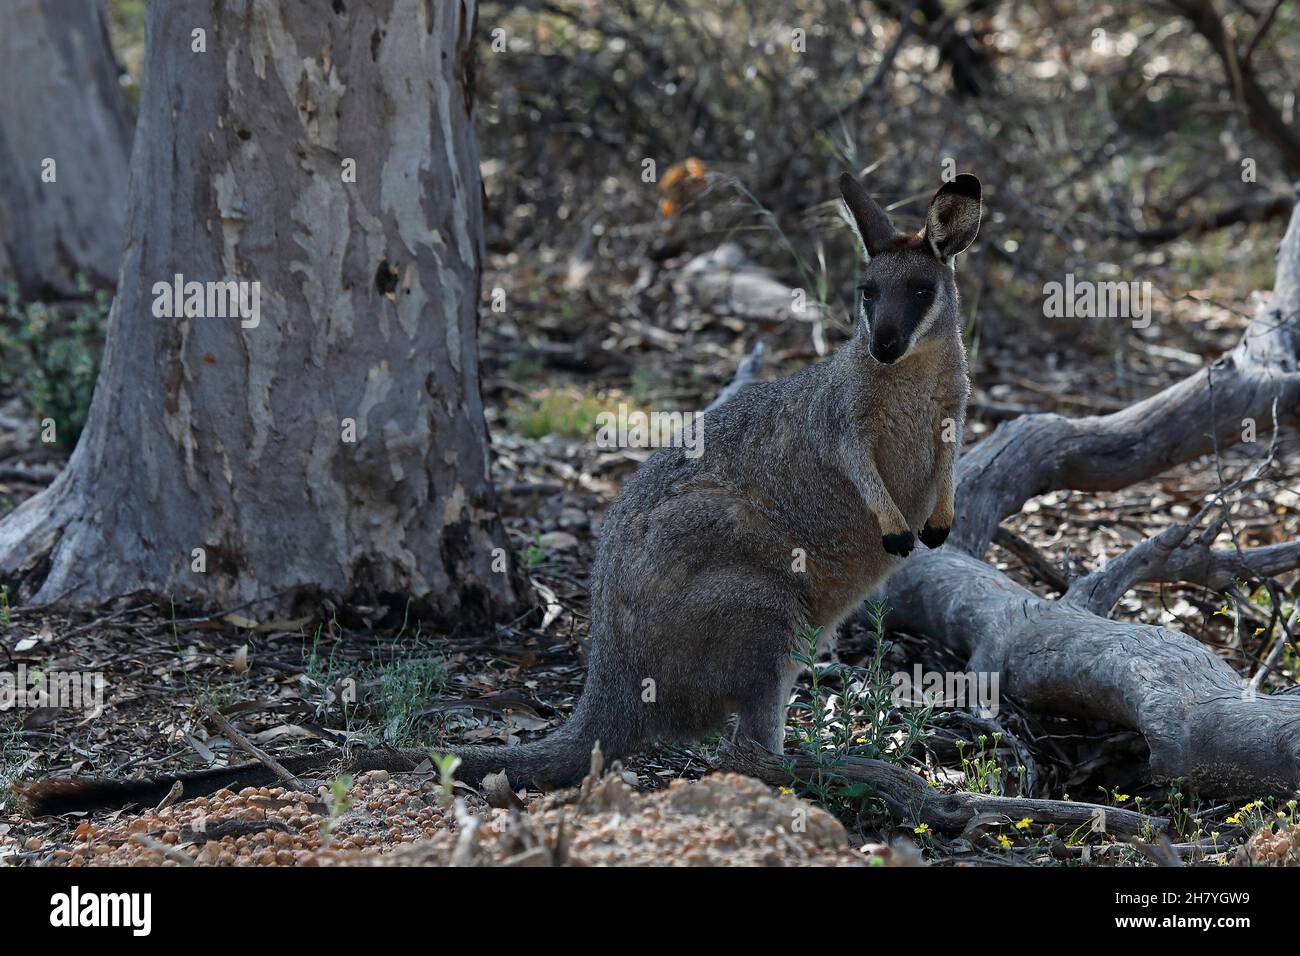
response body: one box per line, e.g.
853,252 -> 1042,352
0,0 -> 132,298
0,0 -> 524,624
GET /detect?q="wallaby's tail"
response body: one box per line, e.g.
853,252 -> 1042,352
15,759 -> 321,816
443,695 -> 612,791
18,696 -> 620,816
14,750 -> 424,817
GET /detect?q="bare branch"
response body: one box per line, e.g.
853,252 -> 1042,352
1242,0 -> 1284,65
1065,523 -> 1300,614
1119,192 -> 1292,246
884,548 -> 1300,797
993,526 -> 1069,594
204,708 -> 304,792
1167,0 -> 1300,175
1251,604 -> 1300,692
715,736 -> 1166,838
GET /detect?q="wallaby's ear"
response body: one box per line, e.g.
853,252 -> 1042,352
923,174 -> 982,260
839,172 -> 897,259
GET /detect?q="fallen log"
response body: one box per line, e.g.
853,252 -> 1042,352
885,551 -> 1300,796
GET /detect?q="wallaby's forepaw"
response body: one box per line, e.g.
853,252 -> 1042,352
919,523 -> 950,549
881,530 -> 915,557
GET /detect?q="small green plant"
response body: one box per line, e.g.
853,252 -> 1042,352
0,279 -> 109,449
505,351 -> 544,383
788,625 -> 837,801
519,534 -> 547,570
190,675 -> 253,712
786,602 -> 933,818
853,602 -> 933,761
374,655 -> 445,747
1225,798 -> 1271,833
303,622 -> 343,705
429,752 -> 462,809
1100,785 -> 1133,806
1158,781 -> 1196,841
320,774 -> 355,849
302,630 -> 446,748
0,584 -> 10,628
956,733 -> 1004,795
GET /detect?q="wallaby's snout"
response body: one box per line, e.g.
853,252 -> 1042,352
869,329 -> 906,364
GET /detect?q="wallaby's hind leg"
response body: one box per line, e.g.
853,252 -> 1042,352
734,657 -> 801,754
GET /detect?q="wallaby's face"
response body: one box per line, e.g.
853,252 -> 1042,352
854,245 -> 956,364
839,174 -> 982,365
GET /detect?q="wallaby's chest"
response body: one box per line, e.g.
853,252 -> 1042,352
868,379 -> 954,520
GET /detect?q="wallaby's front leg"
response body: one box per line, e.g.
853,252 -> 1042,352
920,408 -> 962,549
843,439 -> 914,557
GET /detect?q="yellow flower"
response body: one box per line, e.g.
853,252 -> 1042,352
996,834 -> 1013,848
1226,813 -> 1241,824
914,823 -> 931,835
855,736 -> 867,744
1113,793 -> 1130,803
779,786 -> 794,796
1015,817 -> 1033,830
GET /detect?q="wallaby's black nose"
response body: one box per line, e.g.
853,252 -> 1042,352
871,338 -> 905,364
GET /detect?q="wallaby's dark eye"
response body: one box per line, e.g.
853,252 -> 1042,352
859,285 -> 878,302
915,286 -> 936,297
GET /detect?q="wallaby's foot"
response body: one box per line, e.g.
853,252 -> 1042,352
735,713 -> 786,755
881,530 -> 915,557
919,523 -> 950,549
733,659 -> 799,754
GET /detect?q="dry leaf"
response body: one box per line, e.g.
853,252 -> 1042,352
481,770 -> 526,811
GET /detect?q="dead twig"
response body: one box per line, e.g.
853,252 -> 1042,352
993,526 -> 1069,594
203,708 -> 304,791
178,818 -> 296,844
130,833 -> 197,866
1250,604 -> 1300,692
154,780 -> 184,812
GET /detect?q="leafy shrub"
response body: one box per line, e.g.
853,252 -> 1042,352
0,280 -> 109,450
787,602 -> 934,819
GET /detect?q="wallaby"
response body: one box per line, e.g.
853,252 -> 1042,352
18,172 -> 980,815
